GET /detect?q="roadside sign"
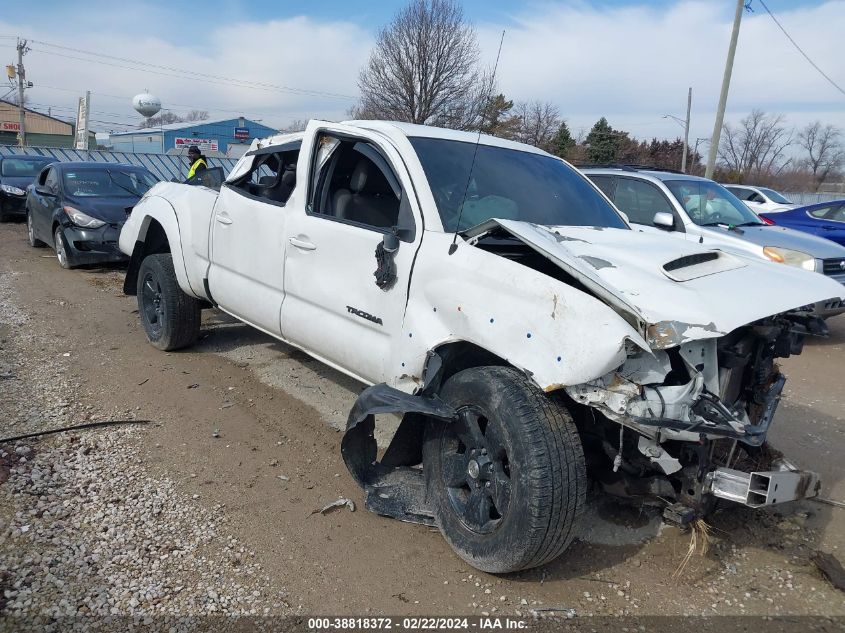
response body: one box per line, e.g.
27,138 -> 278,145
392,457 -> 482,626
74,91 -> 90,150
174,137 -> 218,152
233,126 -> 250,139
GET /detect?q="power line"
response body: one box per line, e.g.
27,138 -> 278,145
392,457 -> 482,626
32,84 -> 313,127
25,38 -> 357,101
756,0 -> 845,98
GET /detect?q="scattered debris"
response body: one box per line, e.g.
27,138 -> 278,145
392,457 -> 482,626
276,475 -> 290,482
0,420 -> 150,444
673,518 -> 711,578
137,378 -> 149,386
812,497 -> 845,509
221,402 -> 235,409
313,498 -> 356,515
811,551 -> 845,592
187,383 -> 199,389
529,606 -> 577,619
212,429 -> 221,438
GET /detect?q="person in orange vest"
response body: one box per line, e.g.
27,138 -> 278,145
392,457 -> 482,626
186,145 -> 207,181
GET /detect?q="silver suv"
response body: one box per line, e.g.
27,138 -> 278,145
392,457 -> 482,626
581,167 -> 845,317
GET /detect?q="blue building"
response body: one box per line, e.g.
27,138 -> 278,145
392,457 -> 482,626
108,117 -> 278,157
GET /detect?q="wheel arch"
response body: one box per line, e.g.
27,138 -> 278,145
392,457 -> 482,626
122,198 -> 196,299
425,340 -> 512,394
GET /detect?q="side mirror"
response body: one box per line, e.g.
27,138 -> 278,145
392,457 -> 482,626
34,185 -> 55,197
653,212 -> 675,231
382,231 -> 400,254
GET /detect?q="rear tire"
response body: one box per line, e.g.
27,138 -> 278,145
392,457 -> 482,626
136,253 -> 201,351
26,210 -> 45,247
423,366 -> 586,573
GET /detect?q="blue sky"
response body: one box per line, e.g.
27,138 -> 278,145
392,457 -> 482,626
1,0 -> 842,144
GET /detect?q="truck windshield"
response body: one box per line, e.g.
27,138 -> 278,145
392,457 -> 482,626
409,137 -> 628,232
664,179 -> 764,227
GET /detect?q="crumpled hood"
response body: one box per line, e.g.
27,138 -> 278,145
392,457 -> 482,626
470,219 -> 845,347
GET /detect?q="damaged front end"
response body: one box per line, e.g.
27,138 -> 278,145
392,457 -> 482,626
565,314 -> 824,525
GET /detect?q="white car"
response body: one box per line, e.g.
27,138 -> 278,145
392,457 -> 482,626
119,120 -> 842,573
723,184 -> 797,213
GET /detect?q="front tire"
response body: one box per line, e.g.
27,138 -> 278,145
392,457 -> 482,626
136,254 -> 201,351
54,225 -> 74,269
27,210 -> 45,247
423,366 -> 586,573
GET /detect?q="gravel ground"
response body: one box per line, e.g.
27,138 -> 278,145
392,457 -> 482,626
1,222 -> 844,631
0,272 -> 291,632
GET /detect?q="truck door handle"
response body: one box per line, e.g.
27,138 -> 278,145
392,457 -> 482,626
289,237 -> 317,251
215,213 -> 233,225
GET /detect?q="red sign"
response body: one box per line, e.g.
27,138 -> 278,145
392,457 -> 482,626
174,137 -> 218,152
1,121 -> 21,131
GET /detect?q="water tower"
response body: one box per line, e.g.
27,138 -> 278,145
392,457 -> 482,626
132,92 -> 162,118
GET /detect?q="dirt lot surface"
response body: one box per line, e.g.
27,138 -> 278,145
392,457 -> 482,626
1,220 -> 844,629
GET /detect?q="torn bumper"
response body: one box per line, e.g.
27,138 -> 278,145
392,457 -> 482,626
706,461 -> 821,508
341,383 -> 456,526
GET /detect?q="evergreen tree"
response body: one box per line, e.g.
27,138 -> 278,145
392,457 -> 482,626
551,121 -> 575,159
585,117 -> 620,164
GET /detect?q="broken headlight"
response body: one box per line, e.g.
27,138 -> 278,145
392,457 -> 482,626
63,205 -> 106,229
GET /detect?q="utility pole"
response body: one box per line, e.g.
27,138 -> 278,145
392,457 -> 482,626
16,38 -> 28,147
705,0 -> 744,180
682,87 -> 691,174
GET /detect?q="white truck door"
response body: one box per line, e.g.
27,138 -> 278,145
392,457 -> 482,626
208,145 -> 300,335
281,124 -> 423,385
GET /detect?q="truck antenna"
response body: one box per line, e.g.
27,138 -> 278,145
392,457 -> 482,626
448,30 -> 506,255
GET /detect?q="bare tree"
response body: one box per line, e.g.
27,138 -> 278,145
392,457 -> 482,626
140,111 -> 182,128
279,119 -> 309,133
797,121 -> 844,191
718,110 -> 793,182
184,109 -> 209,122
140,109 -> 209,128
513,101 -> 560,152
354,0 -> 492,130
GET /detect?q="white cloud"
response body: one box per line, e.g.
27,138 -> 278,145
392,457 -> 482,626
477,1 -> 845,142
0,8 -> 373,131
2,0 -> 843,148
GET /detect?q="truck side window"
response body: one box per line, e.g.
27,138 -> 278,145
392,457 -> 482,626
311,135 -> 401,231
230,150 -> 298,205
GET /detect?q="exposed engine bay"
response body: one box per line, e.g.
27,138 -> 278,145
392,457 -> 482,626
565,314 -> 825,524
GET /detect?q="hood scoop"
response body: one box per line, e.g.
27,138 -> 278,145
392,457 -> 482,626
662,251 -> 746,282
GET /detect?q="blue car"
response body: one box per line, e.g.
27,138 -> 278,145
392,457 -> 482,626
760,200 -> 845,248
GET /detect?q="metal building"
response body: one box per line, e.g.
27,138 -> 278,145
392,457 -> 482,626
107,117 -> 278,157
0,100 -> 94,148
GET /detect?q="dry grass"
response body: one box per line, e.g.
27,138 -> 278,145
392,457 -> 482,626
672,518 -> 712,578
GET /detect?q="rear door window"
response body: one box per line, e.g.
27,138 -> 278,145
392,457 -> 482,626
588,175 -> 616,199
614,178 -> 676,226
808,205 -> 835,219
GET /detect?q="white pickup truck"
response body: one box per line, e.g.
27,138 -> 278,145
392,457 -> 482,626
119,120 -> 843,573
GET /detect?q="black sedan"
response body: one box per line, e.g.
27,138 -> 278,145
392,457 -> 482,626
0,155 -> 53,221
26,161 -> 158,268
